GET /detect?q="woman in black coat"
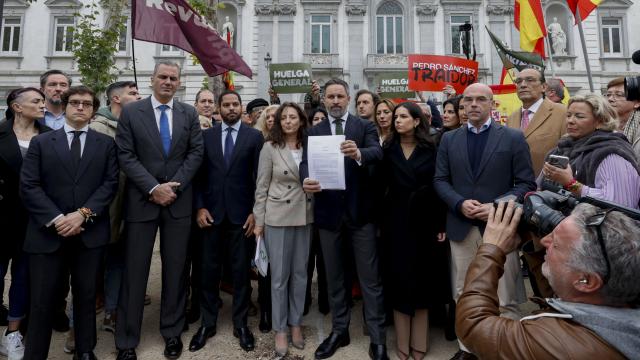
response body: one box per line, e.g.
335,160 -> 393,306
0,88 -> 50,350
378,102 -> 450,360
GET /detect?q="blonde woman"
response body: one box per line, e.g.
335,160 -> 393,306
254,104 -> 280,138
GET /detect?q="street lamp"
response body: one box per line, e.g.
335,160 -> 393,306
264,52 -> 272,70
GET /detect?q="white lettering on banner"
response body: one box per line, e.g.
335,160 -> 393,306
380,79 -> 408,86
271,79 -> 313,87
144,0 -> 216,32
272,70 -> 311,79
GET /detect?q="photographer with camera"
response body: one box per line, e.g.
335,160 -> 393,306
456,200 -> 640,359
542,94 -> 640,210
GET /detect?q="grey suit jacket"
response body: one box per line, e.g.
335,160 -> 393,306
433,121 -> 536,241
253,142 -> 313,227
116,97 -> 204,222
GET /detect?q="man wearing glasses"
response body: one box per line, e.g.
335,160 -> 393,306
434,83 -> 536,360
507,67 -> 566,176
21,86 -> 119,360
606,77 -> 640,158
456,200 -> 640,360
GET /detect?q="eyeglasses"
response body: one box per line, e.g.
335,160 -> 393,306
514,77 -> 541,85
605,92 -> 626,100
585,209 -> 612,284
68,100 -> 94,108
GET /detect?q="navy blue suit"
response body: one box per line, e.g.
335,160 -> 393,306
299,114 -> 387,344
195,122 -> 263,329
21,128 -> 118,359
433,121 -> 536,242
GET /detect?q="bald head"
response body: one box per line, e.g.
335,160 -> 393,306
461,83 -> 494,128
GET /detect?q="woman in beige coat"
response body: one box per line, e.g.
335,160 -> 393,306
253,102 -> 313,357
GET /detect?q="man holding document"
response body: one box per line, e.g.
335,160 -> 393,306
300,78 -> 388,360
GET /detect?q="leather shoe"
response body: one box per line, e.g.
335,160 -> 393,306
189,326 -> 216,352
314,332 -> 350,359
163,337 -> 183,359
73,352 -> 97,360
259,310 -> 272,333
369,344 -> 389,360
233,327 -> 255,351
116,349 -> 137,360
450,350 -> 478,360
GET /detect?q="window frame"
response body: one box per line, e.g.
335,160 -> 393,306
52,16 -> 75,55
600,17 -> 623,56
1,17 -> 22,55
310,14 -> 331,54
375,1 -> 404,54
160,44 -> 183,55
449,14 -> 473,56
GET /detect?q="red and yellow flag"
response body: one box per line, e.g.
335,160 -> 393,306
566,0 -> 602,23
514,0 -> 547,58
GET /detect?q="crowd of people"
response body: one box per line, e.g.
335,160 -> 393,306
0,60 -> 639,360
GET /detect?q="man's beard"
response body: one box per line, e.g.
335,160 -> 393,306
328,106 -> 346,119
541,263 -> 556,289
48,98 -> 62,106
222,113 -> 239,125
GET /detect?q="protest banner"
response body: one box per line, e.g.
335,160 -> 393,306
408,54 -> 478,93
375,72 -> 413,99
269,63 -> 313,94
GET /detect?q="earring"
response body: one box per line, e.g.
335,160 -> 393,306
579,279 -> 588,284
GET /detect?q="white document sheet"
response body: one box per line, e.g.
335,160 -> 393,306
308,135 -> 346,190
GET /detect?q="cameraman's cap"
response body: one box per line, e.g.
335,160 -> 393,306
246,98 -> 269,114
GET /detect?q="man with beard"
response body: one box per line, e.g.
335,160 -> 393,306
40,70 -> 71,130
300,78 -> 387,360
189,90 -> 263,353
355,90 -> 379,121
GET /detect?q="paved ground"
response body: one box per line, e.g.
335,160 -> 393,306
4,241 -> 535,360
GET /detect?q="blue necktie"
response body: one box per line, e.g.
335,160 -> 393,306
224,127 -> 234,166
158,104 -> 171,156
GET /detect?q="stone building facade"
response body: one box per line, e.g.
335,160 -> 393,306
1,0 -> 638,106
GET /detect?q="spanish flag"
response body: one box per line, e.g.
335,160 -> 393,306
567,0 -> 602,23
514,0 -> 547,58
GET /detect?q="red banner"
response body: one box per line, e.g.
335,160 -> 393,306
408,54 -> 478,93
132,0 -> 252,78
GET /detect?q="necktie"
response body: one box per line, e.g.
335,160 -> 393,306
224,127 -> 234,166
521,109 -> 531,130
158,104 -> 171,155
70,130 -> 82,170
334,119 -> 344,135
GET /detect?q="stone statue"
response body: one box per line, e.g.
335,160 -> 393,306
221,16 -> 235,48
547,17 -> 567,56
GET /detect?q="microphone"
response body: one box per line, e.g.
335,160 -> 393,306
632,49 -> 640,64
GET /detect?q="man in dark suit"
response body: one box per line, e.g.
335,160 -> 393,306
21,86 -> 119,360
300,78 -> 388,360
433,83 -> 536,360
114,61 -> 204,360
188,90 -> 263,353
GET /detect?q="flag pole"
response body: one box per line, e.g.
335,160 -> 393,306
130,4 -> 138,85
576,8 -> 595,92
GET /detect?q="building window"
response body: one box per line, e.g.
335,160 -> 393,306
601,18 -> 622,55
54,17 -> 74,54
161,44 -> 182,55
1,17 -> 21,54
311,15 -> 331,54
376,1 -> 403,54
117,24 -> 128,53
450,15 -> 472,55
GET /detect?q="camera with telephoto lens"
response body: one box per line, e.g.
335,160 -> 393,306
627,49 -> 640,100
494,188 -> 640,237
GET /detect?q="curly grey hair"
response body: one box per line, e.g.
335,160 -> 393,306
568,203 -> 640,305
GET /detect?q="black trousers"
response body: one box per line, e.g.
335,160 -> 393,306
200,217 -> 250,329
115,210 -> 191,349
186,220 -> 203,310
24,239 -> 104,360
306,225 -> 328,309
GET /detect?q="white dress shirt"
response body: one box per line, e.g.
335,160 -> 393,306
221,120 -> 241,155
63,123 -> 89,156
151,95 -> 174,136
328,112 -> 350,135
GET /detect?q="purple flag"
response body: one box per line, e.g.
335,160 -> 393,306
132,0 -> 252,78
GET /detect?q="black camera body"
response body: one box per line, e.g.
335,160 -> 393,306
495,189 -> 640,236
626,49 -> 640,101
